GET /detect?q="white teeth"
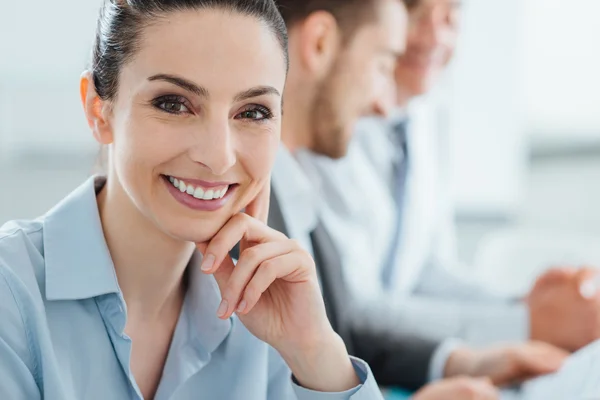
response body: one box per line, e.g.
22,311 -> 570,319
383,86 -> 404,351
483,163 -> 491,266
169,177 -> 229,200
193,187 -> 205,199
203,190 -> 214,200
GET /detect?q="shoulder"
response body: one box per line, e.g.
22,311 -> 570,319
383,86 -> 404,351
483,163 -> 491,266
0,220 -> 46,299
0,220 -> 50,392
0,219 -> 47,342
0,219 -> 45,257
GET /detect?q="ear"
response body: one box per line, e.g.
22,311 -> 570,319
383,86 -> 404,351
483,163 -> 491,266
295,11 -> 341,78
80,71 -> 113,146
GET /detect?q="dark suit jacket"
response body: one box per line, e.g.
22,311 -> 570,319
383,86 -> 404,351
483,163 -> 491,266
232,189 -> 441,390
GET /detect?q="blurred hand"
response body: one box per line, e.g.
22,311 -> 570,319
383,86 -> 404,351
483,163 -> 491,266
444,342 -> 568,386
413,377 -> 499,400
528,267 -> 600,351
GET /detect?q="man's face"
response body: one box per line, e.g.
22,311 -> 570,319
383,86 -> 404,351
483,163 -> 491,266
310,0 -> 407,159
395,0 -> 461,100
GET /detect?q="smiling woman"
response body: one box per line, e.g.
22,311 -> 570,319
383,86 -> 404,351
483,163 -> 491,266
0,1 -> 382,399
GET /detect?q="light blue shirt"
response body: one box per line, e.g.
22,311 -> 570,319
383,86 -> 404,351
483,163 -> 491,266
0,177 -> 382,400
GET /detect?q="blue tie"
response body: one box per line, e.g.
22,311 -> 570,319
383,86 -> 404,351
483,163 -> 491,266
381,120 -> 409,288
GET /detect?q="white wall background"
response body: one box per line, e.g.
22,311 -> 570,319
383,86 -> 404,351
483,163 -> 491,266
446,0 -> 600,216
523,0 -> 600,150
0,0 -> 102,159
447,0 -> 527,216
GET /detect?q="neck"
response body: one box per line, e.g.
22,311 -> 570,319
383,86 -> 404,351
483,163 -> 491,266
98,173 -> 195,324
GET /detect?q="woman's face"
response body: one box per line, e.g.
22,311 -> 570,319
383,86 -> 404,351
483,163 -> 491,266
93,10 -> 286,242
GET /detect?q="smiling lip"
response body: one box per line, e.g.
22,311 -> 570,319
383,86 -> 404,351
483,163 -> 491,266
168,176 -> 233,188
162,175 -> 238,212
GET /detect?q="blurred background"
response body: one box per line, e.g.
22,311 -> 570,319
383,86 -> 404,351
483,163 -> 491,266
1,0 -> 600,295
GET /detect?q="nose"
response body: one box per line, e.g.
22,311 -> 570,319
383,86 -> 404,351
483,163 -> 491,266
415,4 -> 452,49
371,80 -> 397,118
372,93 -> 393,118
188,120 -> 236,176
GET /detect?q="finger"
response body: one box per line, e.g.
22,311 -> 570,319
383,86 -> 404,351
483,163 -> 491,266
575,267 -> 598,284
220,241 -> 297,318
196,242 -> 236,292
471,378 -> 500,400
514,343 -> 568,378
244,179 -> 271,224
537,267 -> 575,285
575,268 -> 600,299
199,213 -> 286,274
238,250 -> 314,315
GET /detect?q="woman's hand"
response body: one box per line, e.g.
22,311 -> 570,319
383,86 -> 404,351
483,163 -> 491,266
196,185 -> 359,393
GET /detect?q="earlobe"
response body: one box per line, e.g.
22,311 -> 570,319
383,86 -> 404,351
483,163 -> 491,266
80,71 -> 113,145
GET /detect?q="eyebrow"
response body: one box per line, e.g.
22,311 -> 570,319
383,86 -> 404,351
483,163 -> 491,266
234,86 -> 281,102
148,74 -> 281,102
148,74 -> 209,98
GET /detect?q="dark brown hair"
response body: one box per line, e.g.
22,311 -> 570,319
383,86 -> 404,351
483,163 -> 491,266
92,0 -> 289,101
402,0 -> 419,10
275,0 -> 381,39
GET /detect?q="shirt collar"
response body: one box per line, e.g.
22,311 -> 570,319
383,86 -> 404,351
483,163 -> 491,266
44,176 -> 232,350
271,144 -> 320,235
44,176 -> 120,301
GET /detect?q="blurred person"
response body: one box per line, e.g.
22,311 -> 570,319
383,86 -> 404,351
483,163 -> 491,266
0,1 -> 386,399
261,0 -> 567,397
299,0 -> 600,354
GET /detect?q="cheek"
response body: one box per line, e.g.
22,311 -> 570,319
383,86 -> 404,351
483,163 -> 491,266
116,116 -> 190,172
237,132 -> 279,179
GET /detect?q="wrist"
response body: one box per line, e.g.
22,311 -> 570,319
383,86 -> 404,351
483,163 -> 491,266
278,330 -> 360,393
444,346 -> 477,378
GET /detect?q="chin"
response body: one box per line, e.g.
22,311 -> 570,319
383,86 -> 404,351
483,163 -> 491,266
313,125 -> 350,160
155,212 -> 232,245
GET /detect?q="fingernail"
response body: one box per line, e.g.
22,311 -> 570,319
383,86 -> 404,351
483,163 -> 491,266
580,280 -> 597,299
237,300 -> 247,314
201,254 -> 215,272
217,299 -> 228,318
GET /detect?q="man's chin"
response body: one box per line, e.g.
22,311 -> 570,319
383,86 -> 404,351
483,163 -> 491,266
327,137 -> 352,160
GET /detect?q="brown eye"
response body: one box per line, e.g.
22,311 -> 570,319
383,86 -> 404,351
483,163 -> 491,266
160,102 -> 189,113
240,110 -> 263,119
152,95 -> 192,115
235,105 -> 273,121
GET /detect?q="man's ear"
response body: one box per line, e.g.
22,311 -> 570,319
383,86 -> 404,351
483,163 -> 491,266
294,11 -> 342,79
80,71 -> 114,146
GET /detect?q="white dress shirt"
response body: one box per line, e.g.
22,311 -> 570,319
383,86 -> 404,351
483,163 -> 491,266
297,98 -> 530,347
272,144 -> 455,383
